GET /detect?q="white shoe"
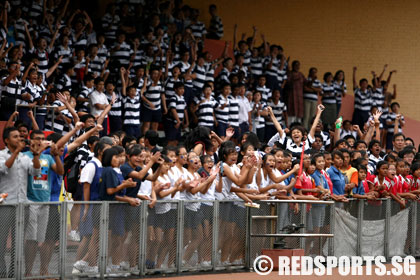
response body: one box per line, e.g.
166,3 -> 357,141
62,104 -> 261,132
84,265 -> 98,274
73,260 -> 88,272
160,263 -> 168,269
72,267 -> 81,274
221,260 -> 230,266
119,261 -> 129,270
68,230 -> 81,242
232,259 -> 243,265
201,261 -> 211,267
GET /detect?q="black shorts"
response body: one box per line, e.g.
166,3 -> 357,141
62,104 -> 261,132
45,204 -> 60,241
141,106 -> 162,122
220,202 -> 232,222
156,209 -> 177,230
109,205 -> 125,236
125,205 -> 141,231
165,121 -> 181,141
147,207 -> 157,227
201,204 -> 213,224
185,208 -> 203,229
72,183 -> 84,201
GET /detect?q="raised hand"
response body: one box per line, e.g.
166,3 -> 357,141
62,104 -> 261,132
226,127 -> 235,138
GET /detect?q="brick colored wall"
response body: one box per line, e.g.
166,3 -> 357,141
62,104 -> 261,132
187,0 -> 420,145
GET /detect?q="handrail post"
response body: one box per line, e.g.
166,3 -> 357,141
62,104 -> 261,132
59,202 -> 68,279
384,199 -> 391,259
99,202 -> 109,278
176,200 -> 184,274
411,202 -> 417,256
211,201 -> 219,271
356,199 -> 363,256
245,202 -> 251,269
139,201 -> 148,276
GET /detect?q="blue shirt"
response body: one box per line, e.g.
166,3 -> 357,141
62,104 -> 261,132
24,152 -> 55,202
327,166 -> 346,195
311,170 -> 329,190
99,167 -> 126,201
43,146 -> 68,201
120,162 -> 146,198
352,181 -> 366,195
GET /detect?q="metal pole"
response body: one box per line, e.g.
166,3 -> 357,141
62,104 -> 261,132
139,201 -> 148,276
245,203 -> 251,269
59,202 -> 68,279
15,204 -> 24,280
357,199 -> 363,256
176,200 -> 184,274
300,203 -> 306,251
411,202 -> 417,256
384,199 -> 391,259
328,202 -> 336,256
211,201 -> 219,271
99,202 -> 109,278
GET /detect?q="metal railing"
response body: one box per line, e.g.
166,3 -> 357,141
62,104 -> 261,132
15,104 -> 57,128
0,198 -> 418,279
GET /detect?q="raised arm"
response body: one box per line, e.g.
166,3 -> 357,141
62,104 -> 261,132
66,124 -> 103,152
267,106 -> 284,138
56,92 -> 79,123
250,25 -> 257,49
309,104 -> 324,139
352,66 -> 357,90
233,24 -> 238,51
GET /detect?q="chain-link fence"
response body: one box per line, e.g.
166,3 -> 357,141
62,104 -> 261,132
1,198 -> 419,279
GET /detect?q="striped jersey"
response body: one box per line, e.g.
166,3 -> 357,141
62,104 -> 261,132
1,77 -> 21,105
333,81 -> 347,105
168,94 -> 186,124
45,100 -> 72,134
196,96 -> 218,127
250,101 -> 267,129
123,94 -> 141,125
144,81 -> 164,111
256,85 -> 272,103
56,74 -> 72,93
321,82 -> 336,104
18,80 -> 37,106
266,99 -> 287,125
102,13 -> 120,41
386,112 -> 404,134
164,76 -> 182,99
215,95 -> 230,124
372,87 -> 385,110
189,21 -> 207,39
354,88 -> 372,112
303,78 -> 321,101
77,86 -> 93,113
250,56 -> 264,77
106,91 -> 122,117
29,47 -> 50,74
228,95 -> 240,127
192,65 -> 207,90
111,41 -> 133,66
54,45 -> 73,67
88,55 -> 106,77
209,15 -> 224,39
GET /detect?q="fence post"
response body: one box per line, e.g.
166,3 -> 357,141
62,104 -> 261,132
59,202 -> 68,279
411,202 -> 417,256
138,201 -> 148,276
15,203 -> 24,280
211,201 -> 219,271
176,200 -> 184,274
328,202 -> 335,256
300,203 -> 306,251
245,203 -> 251,269
99,202 -> 109,278
356,199 -> 363,256
384,199 -> 391,259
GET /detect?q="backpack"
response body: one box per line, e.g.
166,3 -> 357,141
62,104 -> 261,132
64,150 -> 81,194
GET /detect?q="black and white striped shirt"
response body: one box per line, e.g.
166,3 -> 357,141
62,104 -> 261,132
56,74 -> 72,93
19,80 -> 37,106
209,16 -> 224,39
123,94 -> 141,125
215,95 -> 229,124
76,144 -> 94,169
54,45 -> 73,67
29,0 -> 43,21
168,94 -> 186,124
111,41 -> 133,67
144,81 -> 164,111
266,100 -> 287,125
78,86 -> 93,113
235,49 -> 251,68
33,84 -> 47,116
102,13 -> 120,41
164,77 -> 181,100
106,91 -> 122,117
192,65 -> 207,90
14,18 -> 28,49
303,78 -> 321,101
29,47 -> 50,74
354,88 -> 372,112
196,97 -> 217,127
321,82 -> 336,104
268,133 -> 311,160
256,85 -> 271,103
189,21 -> 207,39
250,101 -> 267,129
97,44 -> 109,62
228,95 -> 239,127
1,77 -> 21,104
217,67 -> 231,85
333,81 -> 347,105
372,87 -> 385,111
204,61 -> 215,82
264,56 -> 280,78
88,55 -> 106,77
250,56 -> 264,77
45,100 -> 72,135
386,112 -> 404,134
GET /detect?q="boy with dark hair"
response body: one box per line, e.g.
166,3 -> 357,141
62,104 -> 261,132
166,82 -> 188,146
77,73 -> 95,113
352,67 -> 372,128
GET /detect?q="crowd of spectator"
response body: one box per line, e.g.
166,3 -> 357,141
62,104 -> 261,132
0,0 -> 419,277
